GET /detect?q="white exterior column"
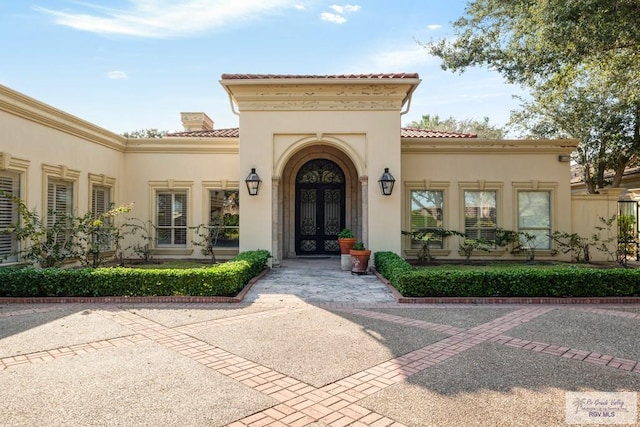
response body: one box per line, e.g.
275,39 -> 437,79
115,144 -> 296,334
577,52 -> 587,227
360,176 -> 368,247
271,176 -> 281,267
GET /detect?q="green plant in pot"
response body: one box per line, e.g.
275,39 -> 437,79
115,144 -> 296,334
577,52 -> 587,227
350,241 -> 371,274
338,228 -> 357,254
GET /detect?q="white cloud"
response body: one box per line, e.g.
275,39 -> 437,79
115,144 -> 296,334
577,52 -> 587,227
329,4 -> 360,13
322,3 -> 360,24
427,24 -> 441,30
107,71 -> 128,79
320,12 -> 346,24
34,0 -> 300,38
343,5 -> 361,12
294,3 -> 305,10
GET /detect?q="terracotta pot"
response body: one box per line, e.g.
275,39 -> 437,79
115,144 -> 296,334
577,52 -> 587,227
350,249 -> 371,274
338,237 -> 357,254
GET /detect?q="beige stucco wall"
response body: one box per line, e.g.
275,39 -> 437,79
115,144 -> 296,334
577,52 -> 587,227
401,141 -> 576,261
120,143 -> 239,257
238,110 -> 402,260
0,85 -> 125,216
7,79 -> 623,267
222,77 -> 418,263
571,189 -> 624,262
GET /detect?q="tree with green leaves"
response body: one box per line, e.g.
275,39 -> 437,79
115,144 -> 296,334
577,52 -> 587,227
429,0 -> 640,90
427,0 -> 640,193
406,114 -> 505,139
0,190 -> 131,267
509,76 -> 640,193
122,129 -> 167,139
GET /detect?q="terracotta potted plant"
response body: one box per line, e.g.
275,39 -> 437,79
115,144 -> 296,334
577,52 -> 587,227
350,241 -> 371,274
338,228 -> 357,254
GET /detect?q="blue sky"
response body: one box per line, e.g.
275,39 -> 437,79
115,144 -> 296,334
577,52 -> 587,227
0,1 -> 525,134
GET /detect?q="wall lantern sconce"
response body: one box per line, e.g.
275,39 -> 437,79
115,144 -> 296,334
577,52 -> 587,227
378,167 -> 396,196
245,168 -> 262,196
558,154 -> 571,163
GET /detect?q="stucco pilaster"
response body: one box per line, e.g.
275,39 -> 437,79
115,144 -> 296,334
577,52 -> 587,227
360,176 -> 368,247
271,176 -> 281,267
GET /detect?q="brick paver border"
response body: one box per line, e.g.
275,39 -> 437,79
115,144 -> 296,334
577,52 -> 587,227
1,302 -> 638,426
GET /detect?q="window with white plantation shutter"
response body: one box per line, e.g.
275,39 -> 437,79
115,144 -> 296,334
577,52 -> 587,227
0,173 -> 19,261
47,179 -> 73,235
156,191 -> 187,246
92,186 -> 110,217
92,186 -> 112,250
464,190 -> 498,244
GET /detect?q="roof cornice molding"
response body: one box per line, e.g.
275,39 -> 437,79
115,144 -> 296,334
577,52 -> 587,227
401,138 -> 578,155
124,137 -> 239,154
220,76 -> 421,112
220,77 -> 422,86
0,85 -> 126,152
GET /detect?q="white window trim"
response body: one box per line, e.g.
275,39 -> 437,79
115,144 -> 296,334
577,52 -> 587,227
0,171 -> 20,262
88,173 -> 116,213
42,164 -> 80,219
403,180 -> 451,258
202,181 -> 241,257
149,180 -> 193,255
201,180 -> 240,224
458,181 -> 504,256
0,153 -> 29,264
512,181 -> 558,255
89,174 -> 117,253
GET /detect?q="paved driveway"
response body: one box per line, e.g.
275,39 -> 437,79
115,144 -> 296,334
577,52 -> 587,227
1,258 -> 639,426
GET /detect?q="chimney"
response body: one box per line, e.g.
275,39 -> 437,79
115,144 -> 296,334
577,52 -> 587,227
180,112 -> 214,131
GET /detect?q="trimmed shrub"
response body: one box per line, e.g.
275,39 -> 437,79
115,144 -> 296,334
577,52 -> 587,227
374,251 -> 412,288
395,267 -> 640,298
0,250 -> 271,297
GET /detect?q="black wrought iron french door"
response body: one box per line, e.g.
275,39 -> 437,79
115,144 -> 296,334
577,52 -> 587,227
295,159 -> 346,255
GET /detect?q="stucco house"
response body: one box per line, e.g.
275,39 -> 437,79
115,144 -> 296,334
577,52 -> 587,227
0,73 -> 623,266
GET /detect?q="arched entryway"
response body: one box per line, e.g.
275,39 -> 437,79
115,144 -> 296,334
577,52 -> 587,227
295,159 -> 345,255
279,144 -> 361,259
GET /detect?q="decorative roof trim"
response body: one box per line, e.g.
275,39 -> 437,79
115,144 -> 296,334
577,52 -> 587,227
168,127 -> 479,139
124,137 -> 238,154
0,85 -> 126,152
168,128 -> 239,138
401,128 -> 477,138
221,73 -> 419,80
402,138 -> 579,155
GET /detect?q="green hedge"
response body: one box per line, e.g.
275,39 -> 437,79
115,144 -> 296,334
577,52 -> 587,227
373,252 -> 640,297
374,251 -> 412,288
397,267 -> 640,297
0,250 -> 270,297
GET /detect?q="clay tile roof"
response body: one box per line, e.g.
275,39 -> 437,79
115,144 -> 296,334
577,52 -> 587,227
220,73 -> 420,80
169,127 -> 477,139
400,128 -> 477,138
167,128 -> 239,138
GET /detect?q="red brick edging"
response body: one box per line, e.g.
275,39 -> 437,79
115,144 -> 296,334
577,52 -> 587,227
370,268 -> 640,305
0,267 -> 269,304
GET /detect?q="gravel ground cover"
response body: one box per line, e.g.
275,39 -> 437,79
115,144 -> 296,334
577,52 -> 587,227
0,307 -> 131,358
508,309 -> 640,361
0,342 -> 274,427
613,306 -> 640,314
191,306 -> 447,387
368,306 -> 517,329
118,303 -> 275,327
359,342 -> 640,427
